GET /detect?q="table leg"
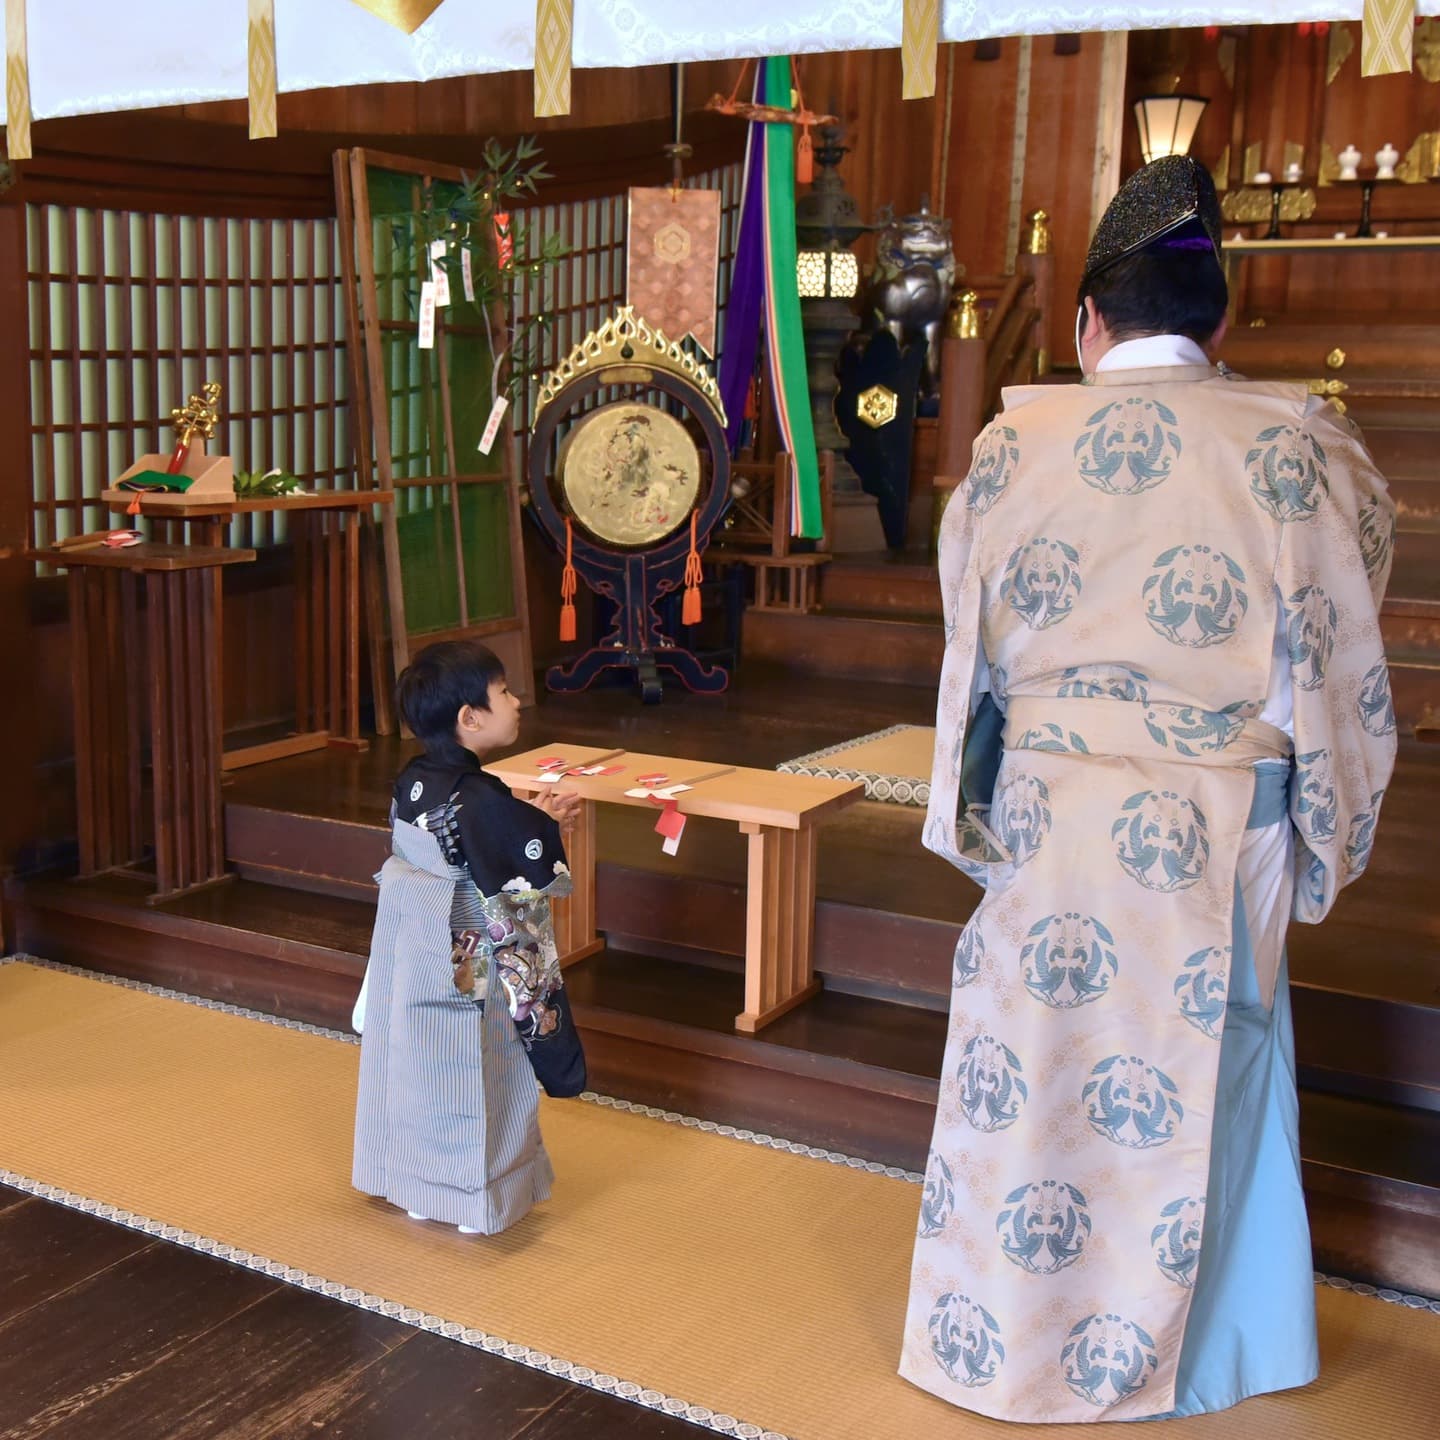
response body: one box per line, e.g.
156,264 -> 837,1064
553,797 -> 602,967
325,509 -> 368,751
74,566 -> 140,875
146,568 -> 229,904
736,821 -> 821,1032
70,570 -> 98,873
146,571 -> 178,895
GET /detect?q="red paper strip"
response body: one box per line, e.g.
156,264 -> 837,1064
652,800 -> 685,840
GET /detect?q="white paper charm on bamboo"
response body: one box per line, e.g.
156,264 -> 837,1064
478,396 -> 509,455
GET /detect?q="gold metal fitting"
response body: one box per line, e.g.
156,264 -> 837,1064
1024,209 -> 1052,256
1325,347 -> 1346,371
948,290 -> 981,341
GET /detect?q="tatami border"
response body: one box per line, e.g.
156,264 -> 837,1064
777,723 -> 932,807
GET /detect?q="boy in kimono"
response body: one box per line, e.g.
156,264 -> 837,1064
352,640 -> 586,1235
903,158 -> 1396,1422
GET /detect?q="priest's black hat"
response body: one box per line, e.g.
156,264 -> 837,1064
1078,156 -> 1224,303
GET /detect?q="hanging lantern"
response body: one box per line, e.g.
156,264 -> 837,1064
795,245 -> 861,300
1133,94 -> 1210,166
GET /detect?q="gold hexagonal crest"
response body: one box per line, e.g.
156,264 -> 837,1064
857,385 -> 899,429
652,221 -> 692,264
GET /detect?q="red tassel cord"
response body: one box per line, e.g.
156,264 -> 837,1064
559,516 -> 578,643
796,126 -> 814,185
682,512 -> 703,627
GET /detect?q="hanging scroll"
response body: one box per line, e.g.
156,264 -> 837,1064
626,187 -> 722,357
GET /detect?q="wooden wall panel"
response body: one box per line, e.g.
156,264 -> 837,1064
0,203 -> 39,900
1022,39 -> 1107,358
941,43 -> 1023,281
798,47 -> 939,274
1121,24 -> 1440,325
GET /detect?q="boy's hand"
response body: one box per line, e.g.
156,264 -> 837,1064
528,787 -> 582,830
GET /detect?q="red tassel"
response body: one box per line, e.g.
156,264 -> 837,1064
559,516 -> 577,643
796,127 -> 814,185
126,494 -> 142,516
682,513 -> 702,627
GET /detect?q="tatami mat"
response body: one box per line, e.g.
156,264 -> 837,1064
1,960 -> 1436,1439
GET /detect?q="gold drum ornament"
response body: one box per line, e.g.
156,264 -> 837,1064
556,402 -> 703,548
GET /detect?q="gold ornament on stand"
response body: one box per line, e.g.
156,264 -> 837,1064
107,378 -> 235,512
168,380 -> 224,475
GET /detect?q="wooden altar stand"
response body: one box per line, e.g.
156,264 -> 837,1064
485,744 -> 864,1032
102,489 -> 391,768
42,542 -> 255,903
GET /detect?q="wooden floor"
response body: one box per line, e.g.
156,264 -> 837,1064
0,1184 -> 695,1440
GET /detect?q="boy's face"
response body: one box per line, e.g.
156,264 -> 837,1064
456,676 -> 521,755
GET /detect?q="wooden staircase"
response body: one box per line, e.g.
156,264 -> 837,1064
744,390 -> 1440,731
9,706 -> 1439,1297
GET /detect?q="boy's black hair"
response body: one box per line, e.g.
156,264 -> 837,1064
1079,243 -> 1228,347
397,640 -> 507,746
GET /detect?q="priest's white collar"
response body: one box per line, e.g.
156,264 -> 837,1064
1096,334 -> 1210,372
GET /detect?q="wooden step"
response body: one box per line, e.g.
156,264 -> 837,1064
8,871 -> 1437,1293
215,738 -> 1440,1107
1367,429 -> 1439,483
1393,478 -> 1440,532
743,609 -> 944,684
568,949 -> 1440,1294
817,555 -> 942,618
8,873 -> 368,1026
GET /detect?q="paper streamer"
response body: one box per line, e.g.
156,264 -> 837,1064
4,0 -> 30,160
248,0 -> 277,140
534,0 -> 573,118
901,0 -> 939,101
1362,0 -> 1416,76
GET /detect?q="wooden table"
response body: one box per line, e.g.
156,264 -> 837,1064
41,542 -> 256,903
102,489 -> 391,768
486,744 -> 864,1032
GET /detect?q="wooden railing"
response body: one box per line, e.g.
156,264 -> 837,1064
932,209 -> 1055,496
711,450 -> 836,613
715,450 -> 835,559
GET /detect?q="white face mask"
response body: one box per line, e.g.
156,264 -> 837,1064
1074,305 -> 1088,378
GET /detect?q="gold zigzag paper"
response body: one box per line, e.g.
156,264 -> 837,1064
248,0 -> 277,141
1361,0 -> 1415,77
534,0 -> 573,118
902,0 -> 939,100
348,0 -> 446,32
4,0 -> 30,162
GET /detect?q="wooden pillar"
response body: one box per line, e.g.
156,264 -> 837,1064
932,289 -> 986,548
